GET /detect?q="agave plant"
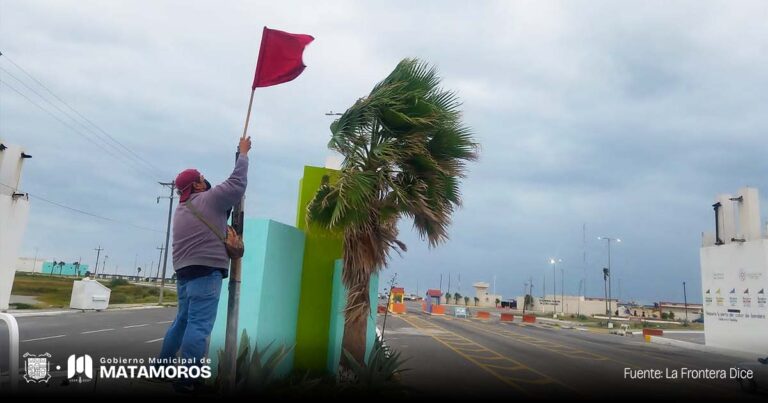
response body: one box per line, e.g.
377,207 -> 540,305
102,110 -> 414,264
215,329 -> 294,394
341,337 -> 410,395
307,58 -> 478,366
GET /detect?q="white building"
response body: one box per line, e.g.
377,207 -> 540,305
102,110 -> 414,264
517,294 -> 617,317
16,256 -> 46,273
473,282 -> 503,307
700,187 -> 768,354
0,141 -> 31,310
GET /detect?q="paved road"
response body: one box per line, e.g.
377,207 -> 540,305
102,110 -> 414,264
380,310 -> 764,399
1,305 -> 765,398
0,307 -> 178,395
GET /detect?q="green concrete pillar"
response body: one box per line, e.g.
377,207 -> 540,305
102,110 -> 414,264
293,166 -> 343,371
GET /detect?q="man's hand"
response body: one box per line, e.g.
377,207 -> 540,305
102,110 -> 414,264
239,136 -> 252,156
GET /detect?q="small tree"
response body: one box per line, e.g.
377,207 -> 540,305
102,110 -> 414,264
474,297 -> 479,306
453,292 -> 461,305
464,296 -> 470,306
661,312 -> 669,320
524,294 -> 534,310
495,298 -> 501,308
668,311 -> 675,320
444,292 -> 450,305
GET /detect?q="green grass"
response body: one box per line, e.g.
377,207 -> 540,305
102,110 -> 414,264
11,272 -> 177,308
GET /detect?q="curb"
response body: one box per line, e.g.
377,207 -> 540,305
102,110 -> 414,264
6,304 -> 173,318
646,335 -> 759,360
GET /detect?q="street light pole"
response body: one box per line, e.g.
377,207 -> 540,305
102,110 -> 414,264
549,258 -> 561,316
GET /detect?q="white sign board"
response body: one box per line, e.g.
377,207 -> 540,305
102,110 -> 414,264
700,240 -> 768,354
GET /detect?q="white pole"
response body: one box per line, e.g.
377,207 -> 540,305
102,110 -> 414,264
0,313 -> 19,392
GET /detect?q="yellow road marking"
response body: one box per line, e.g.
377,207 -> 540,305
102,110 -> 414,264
400,314 -> 579,397
431,315 -> 735,395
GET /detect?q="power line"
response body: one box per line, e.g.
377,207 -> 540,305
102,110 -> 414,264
0,64 -> 157,178
0,77 -> 158,179
0,53 -> 165,177
0,181 -> 164,234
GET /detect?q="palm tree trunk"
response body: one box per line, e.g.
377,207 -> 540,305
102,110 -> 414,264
341,307 -> 368,367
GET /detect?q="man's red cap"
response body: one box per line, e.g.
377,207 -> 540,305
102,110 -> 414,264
175,168 -> 200,203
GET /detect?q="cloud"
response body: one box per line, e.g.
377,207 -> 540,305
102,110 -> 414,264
2,0 -> 767,304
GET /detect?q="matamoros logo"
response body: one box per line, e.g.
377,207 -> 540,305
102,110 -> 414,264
67,354 -> 94,383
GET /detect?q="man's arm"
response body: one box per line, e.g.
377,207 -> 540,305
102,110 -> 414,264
208,136 -> 251,210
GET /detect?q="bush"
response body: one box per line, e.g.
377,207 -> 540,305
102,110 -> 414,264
109,278 -> 130,287
110,294 -> 129,304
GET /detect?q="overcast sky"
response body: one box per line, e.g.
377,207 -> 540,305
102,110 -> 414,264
2,0 -> 767,305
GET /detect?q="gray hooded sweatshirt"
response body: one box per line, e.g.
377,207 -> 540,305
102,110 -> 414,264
172,156 -> 248,276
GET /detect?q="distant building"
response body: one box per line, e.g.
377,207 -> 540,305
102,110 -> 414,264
517,294 -> 618,317
657,301 -> 703,320
473,282 -> 503,307
40,261 -> 90,276
15,256 -> 47,273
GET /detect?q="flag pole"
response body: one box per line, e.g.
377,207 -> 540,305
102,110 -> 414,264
223,87 -> 254,394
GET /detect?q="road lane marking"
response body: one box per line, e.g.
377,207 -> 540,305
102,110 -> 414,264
441,316 -> 736,395
123,324 -> 150,329
145,338 -> 164,344
399,314 -> 577,397
156,321 -> 172,324
21,335 -> 66,342
81,328 -> 115,334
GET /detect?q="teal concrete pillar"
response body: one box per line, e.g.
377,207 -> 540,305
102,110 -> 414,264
209,218 -> 305,377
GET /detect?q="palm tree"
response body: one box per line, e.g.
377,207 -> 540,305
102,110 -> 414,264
443,292 -> 450,305
464,296 -> 470,306
58,261 -> 65,276
474,297 -> 479,306
73,262 -> 81,277
49,261 -> 58,276
306,58 -> 478,366
495,298 -> 501,308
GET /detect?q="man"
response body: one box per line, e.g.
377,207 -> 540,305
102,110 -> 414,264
157,136 -> 251,392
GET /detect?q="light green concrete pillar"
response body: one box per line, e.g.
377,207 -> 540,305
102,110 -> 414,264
293,166 -> 343,371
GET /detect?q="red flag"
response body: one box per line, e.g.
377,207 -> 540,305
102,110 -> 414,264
252,27 -> 314,89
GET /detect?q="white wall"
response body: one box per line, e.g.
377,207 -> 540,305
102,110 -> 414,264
16,257 -> 45,273
517,295 -> 617,316
0,142 -> 30,310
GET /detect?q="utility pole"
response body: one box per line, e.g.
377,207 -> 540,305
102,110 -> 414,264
683,281 -> 689,324
157,182 -> 176,304
439,273 -> 443,292
156,245 -> 165,281
93,246 -> 103,277
447,273 -> 451,294
101,255 -> 109,278
561,267 -> 564,314
33,247 -> 39,274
